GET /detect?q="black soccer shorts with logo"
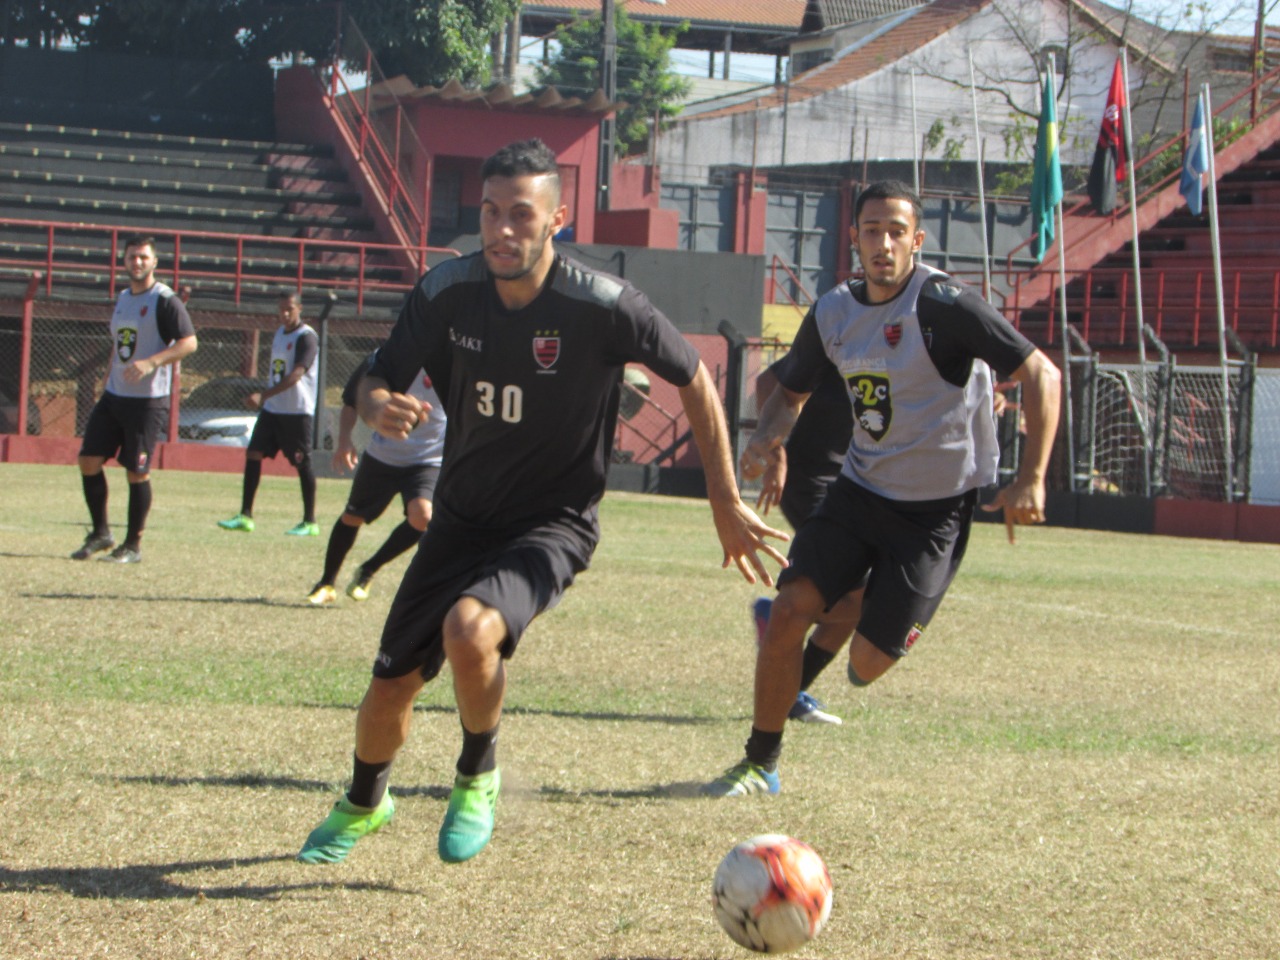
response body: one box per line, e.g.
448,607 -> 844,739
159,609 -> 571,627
344,456 -> 440,523
779,474 -> 976,659
80,392 -> 168,475
248,410 -> 313,463
373,512 -> 596,681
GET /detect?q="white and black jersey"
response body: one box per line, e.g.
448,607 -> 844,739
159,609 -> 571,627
106,281 -> 195,401
369,252 -> 700,535
779,264 -> 1033,501
262,323 -> 319,415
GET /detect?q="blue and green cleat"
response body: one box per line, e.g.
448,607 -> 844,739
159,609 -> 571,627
297,792 -> 395,864
701,759 -> 780,798
438,768 -> 500,863
285,521 -> 320,537
217,514 -> 255,532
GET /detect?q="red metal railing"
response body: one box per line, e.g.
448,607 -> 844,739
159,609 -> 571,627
322,18 -> 433,273
0,217 -> 458,311
1004,61 -> 1280,279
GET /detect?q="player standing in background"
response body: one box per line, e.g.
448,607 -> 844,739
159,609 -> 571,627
750,359 -> 857,726
298,138 -> 787,866
71,234 -> 197,564
706,180 -> 1061,797
306,359 -> 445,606
217,291 -> 321,536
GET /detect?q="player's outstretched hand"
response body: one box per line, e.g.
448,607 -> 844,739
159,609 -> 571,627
332,441 -> 359,473
373,392 -> 429,441
754,447 -> 787,515
712,498 -> 790,586
981,477 -> 1047,544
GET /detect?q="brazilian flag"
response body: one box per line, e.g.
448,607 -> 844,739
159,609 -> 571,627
1030,72 -> 1063,262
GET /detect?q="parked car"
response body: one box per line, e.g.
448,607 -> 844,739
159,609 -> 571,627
178,376 -> 260,447
178,375 -> 335,449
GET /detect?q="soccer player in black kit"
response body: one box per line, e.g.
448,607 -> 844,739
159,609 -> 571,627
298,139 -> 787,865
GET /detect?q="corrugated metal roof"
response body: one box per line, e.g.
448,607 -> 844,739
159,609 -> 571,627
522,0 -> 806,31
690,0 -> 986,120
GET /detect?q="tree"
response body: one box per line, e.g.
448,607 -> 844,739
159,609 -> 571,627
51,1 -> 519,87
534,7 -> 692,158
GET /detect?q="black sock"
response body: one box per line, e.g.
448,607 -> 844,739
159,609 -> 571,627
456,721 -> 499,777
799,640 -> 838,691
361,520 -> 421,575
82,472 -> 109,534
347,754 -> 393,809
240,459 -> 262,517
124,480 -> 151,548
297,459 -> 316,524
321,520 -> 360,585
744,727 -> 784,771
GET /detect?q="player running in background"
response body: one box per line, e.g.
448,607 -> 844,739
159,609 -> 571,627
306,359 -> 445,606
298,138 -> 787,866
750,359 -> 857,725
705,180 -> 1061,798
71,234 -> 197,564
217,291 -> 321,536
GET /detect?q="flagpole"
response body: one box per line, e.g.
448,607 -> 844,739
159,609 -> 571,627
969,52 -> 992,298
1201,84 -> 1233,501
1046,60 -> 1074,493
1119,48 -> 1151,496
911,68 -> 921,195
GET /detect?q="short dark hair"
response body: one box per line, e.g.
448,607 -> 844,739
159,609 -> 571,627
481,139 -> 561,203
123,234 -> 158,256
854,181 -> 923,228
278,289 -> 301,307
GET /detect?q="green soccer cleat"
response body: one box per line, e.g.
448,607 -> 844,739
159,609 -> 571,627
438,768 -> 500,864
217,514 -> 255,532
285,521 -> 320,537
346,567 -> 373,601
701,759 -> 781,798
297,792 -> 395,864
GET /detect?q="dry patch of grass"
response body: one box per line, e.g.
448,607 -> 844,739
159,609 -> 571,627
1,464 -> 1277,959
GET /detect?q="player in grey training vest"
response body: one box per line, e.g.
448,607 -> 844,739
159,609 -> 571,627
72,234 -> 198,564
217,291 -> 321,536
706,180 -> 1062,798
306,359 -> 446,606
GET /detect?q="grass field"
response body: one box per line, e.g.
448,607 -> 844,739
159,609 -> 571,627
1,461 -> 1277,960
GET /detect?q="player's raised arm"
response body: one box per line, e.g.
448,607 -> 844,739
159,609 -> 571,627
678,361 -> 789,586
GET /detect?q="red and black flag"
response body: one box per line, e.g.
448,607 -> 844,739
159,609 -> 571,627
1087,57 -> 1128,215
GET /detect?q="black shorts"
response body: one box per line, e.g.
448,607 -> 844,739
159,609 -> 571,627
780,468 -> 839,530
79,393 -> 168,475
779,475 -> 976,659
248,410 -> 313,463
344,455 -> 440,523
374,515 -> 597,681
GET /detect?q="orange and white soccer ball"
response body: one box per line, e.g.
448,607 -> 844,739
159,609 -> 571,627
712,834 -> 833,953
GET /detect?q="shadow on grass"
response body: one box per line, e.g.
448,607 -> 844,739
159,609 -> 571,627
0,854 -> 415,901
22,591 -> 303,608
296,702 -> 727,726
115,773 -> 708,803
116,772 -> 453,801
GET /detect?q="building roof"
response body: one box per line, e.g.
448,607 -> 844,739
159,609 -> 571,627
800,0 -> 925,34
369,75 -> 618,116
690,0 -> 987,120
522,0 -> 807,32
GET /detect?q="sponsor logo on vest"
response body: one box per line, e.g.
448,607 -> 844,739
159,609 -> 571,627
116,327 -> 138,362
533,332 -> 560,371
848,372 -> 892,441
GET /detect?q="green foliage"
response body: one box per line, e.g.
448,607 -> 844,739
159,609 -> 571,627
57,1 -> 519,86
1136,113 -> 1250,191
534,7 -> 692,157
924,116 -> 967,172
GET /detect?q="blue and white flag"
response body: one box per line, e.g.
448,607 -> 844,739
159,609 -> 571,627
1180,96 -> 1208,216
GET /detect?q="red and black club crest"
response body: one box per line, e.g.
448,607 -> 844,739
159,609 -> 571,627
883,318 -> 902,348
533,334 -> 560,370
